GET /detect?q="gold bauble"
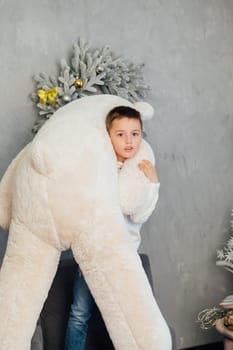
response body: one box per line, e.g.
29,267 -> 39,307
74,78 -> 84,89
225,311 -> 233,326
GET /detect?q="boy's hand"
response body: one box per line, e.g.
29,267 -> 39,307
138,160 -> 159,183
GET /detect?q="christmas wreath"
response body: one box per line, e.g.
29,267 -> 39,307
30,38 -> 150,133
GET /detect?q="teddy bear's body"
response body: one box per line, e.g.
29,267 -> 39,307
0,95 -> 171,349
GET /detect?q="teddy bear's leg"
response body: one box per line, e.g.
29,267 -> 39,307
71,214 -> 171,350
0,222 -> 60,350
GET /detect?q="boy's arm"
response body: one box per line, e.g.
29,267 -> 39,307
138,159 -> 159,184
118,139 -> 160,224
129,168 -> 160,224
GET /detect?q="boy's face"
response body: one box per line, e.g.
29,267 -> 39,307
108,117 -> 142,162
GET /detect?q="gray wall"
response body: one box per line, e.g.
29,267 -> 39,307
0,0 -> 233,348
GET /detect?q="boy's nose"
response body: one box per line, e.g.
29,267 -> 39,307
125,135 -> 132,144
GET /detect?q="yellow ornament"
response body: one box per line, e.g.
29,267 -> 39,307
74,78 -> 84,89
37,88 -> 58,107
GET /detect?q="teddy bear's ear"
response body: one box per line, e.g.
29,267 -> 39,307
134,101 -> 154,121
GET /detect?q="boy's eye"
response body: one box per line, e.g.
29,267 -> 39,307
132,132 -> 140,136
117,133 -> 123,137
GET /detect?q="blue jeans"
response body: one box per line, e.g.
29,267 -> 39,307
65,268 -> 94,350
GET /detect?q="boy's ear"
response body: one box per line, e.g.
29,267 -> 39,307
134,101 -> 154,121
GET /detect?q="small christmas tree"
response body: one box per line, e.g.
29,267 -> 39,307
216,210 -> 233,272
197,210 -> 233,330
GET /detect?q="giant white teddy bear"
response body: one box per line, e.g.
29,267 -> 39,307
0,94 -> 171,350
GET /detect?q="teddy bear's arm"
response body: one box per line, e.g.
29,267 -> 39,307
130,182 -> 160,224
0,143 -> 31,231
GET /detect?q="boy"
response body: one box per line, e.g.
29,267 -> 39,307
65,106 -> 160,350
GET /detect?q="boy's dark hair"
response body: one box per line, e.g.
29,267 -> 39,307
106,106 -> 142,132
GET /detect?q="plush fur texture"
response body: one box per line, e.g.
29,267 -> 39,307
0,94 -> 171,350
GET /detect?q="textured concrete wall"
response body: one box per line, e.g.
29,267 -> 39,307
0,1 -> 233,348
